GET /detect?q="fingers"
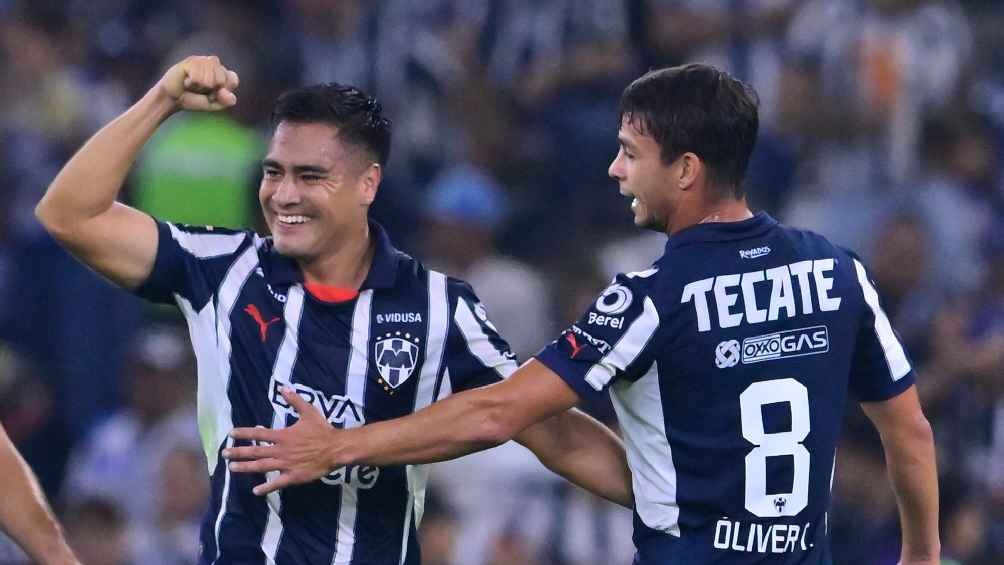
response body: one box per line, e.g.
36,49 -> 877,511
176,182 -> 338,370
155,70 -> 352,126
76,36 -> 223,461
281,386 -> 322,419
213,63 -> 227,91
229,426 -> 280,443
176,55 -> 238,111
215,88 -> 238,108
253,474 -> 297,496
222,443 -> 275,461
228,457 -> 282,474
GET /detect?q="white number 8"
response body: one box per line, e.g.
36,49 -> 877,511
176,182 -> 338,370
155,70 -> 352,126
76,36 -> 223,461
739,378 -> 810,517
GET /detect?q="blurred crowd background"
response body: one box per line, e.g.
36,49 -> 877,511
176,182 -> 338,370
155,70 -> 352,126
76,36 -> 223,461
0,0 -> 1000,564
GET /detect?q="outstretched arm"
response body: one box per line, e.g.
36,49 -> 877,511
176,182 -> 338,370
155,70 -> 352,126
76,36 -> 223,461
0,426 -> 80,565
861,386 -> 940,565
226,360 -> 632,507
34,55 -> 239,289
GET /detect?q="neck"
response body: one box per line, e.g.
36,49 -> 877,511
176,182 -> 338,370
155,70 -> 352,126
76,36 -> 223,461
668,196 -> 753,235
299,223 -> 375,288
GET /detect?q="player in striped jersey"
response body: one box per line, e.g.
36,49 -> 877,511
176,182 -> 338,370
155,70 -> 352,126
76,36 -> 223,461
228,64 -> 941,565
35,55 -> 633,564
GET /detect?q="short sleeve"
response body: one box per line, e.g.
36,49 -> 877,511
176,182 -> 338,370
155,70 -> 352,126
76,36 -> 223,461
135,220 -> 252,309
848,256 -> 916,402
535,270 -> 662,405
441,279 -> 519,394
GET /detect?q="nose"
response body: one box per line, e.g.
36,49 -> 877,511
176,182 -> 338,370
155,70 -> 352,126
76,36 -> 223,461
271,176 -> 302,207
608,151 -> 624,181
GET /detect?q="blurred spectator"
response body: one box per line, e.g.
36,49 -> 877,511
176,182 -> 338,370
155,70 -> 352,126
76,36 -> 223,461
63,497 -> 130,565
0,341 -> 68,495
417,489 -> 459,565
829,434 -> 902,565
645,0 -> 801,126
786,0 -> 972,187
483,0 -> 638,240
133,443 -> 209,565
421,163 -> 554,359
62,324 -> 199,561
910,112 -> 998,292
131,34 -> 267,229
867,213 -> 944,357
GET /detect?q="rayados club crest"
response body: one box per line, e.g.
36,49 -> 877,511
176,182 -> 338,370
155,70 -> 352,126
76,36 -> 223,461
374,332 -> 421,388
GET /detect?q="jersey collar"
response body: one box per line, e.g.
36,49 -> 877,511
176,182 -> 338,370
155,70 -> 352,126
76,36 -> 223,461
262,220 -> 402,290
665,211 -> 778,250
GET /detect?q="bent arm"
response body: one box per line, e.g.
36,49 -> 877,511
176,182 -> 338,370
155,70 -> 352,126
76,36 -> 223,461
861,386 -> 940,563
0,426 -> 80,565
34,87 -> 171,289
341,360 -> 582,467
515,407 -> 633,508
35,56 -> 238,290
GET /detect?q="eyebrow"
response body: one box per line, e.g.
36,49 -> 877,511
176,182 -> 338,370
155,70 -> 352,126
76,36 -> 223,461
261,159 -> 330,175
618,136 -> 637,151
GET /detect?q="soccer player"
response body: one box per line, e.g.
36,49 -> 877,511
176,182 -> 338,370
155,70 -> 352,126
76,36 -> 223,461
35,56 -> 632,564
226,64 -> 941,564
0,424 -> 81,565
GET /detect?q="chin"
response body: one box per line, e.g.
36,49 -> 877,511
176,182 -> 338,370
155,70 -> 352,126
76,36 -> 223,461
635,215 -> 666,233
273,237 -> 306,259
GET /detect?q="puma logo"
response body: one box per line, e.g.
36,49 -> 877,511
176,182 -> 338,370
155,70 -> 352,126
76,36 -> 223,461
565,333 -> 586,359
244,304 -> 280,342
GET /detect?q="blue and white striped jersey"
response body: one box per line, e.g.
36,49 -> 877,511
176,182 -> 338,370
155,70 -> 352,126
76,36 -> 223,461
136,220 -> 517,565
537,212 -> 915,564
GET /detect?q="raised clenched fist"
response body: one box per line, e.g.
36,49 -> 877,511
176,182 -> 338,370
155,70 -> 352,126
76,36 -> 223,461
157,55 -> 240,112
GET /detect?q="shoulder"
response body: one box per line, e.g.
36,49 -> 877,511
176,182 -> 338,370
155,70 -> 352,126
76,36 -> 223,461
161,221 -> 258,259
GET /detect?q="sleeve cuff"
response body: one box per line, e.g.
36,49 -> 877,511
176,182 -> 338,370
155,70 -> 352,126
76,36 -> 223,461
857,369 -> 916,403
134,220 -> 183,304
535,347 -> 608,406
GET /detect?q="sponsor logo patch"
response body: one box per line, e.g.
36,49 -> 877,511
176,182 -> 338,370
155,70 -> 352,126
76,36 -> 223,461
715,339 -> 741,368
374,332 -> 421,388
376,312 -> 422,324
739,245 -> 771,259
741,325 -> 829,364
595,284 -> 633,315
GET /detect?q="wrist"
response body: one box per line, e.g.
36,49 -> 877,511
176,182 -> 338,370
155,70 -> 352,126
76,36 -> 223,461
140,85 -> 181,122
327,427 -> 364,468
900,545 -> 941,563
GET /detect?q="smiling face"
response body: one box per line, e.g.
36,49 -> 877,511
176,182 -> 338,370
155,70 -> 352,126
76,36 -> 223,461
608,119 -> 681,232
259,121 -> 379,263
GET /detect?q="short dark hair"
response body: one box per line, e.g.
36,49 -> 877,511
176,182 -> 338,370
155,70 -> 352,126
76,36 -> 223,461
619,64 -> 759,198
271,83 -> 392,166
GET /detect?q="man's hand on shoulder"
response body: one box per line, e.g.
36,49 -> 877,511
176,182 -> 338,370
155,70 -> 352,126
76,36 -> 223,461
157,55 -> 240,113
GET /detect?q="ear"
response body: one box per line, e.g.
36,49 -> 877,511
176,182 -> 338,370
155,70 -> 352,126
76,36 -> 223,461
358,163 -> 381,206
677,152 -> 702,191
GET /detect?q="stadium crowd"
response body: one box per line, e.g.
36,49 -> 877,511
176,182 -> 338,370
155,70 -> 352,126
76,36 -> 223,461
0,0 -> 1000,563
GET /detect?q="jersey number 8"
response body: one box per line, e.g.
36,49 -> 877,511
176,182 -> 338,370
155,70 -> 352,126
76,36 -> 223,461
739,378 -> 810,517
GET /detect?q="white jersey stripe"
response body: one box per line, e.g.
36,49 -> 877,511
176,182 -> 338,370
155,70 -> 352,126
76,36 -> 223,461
454,299 -> 518,378
261,285 -> 306,565
610,363 -> 680,537
168,223 -> 247,258
212,437 -> 234,565
176,242 -> 257,565
400,271 -> 449,564
584,296 -> 660,391
332,290 -> 374,565
413,271 -> 449,412
853,259 -> 911,380
398,493 -> 414,565
436,368 -> 452,401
